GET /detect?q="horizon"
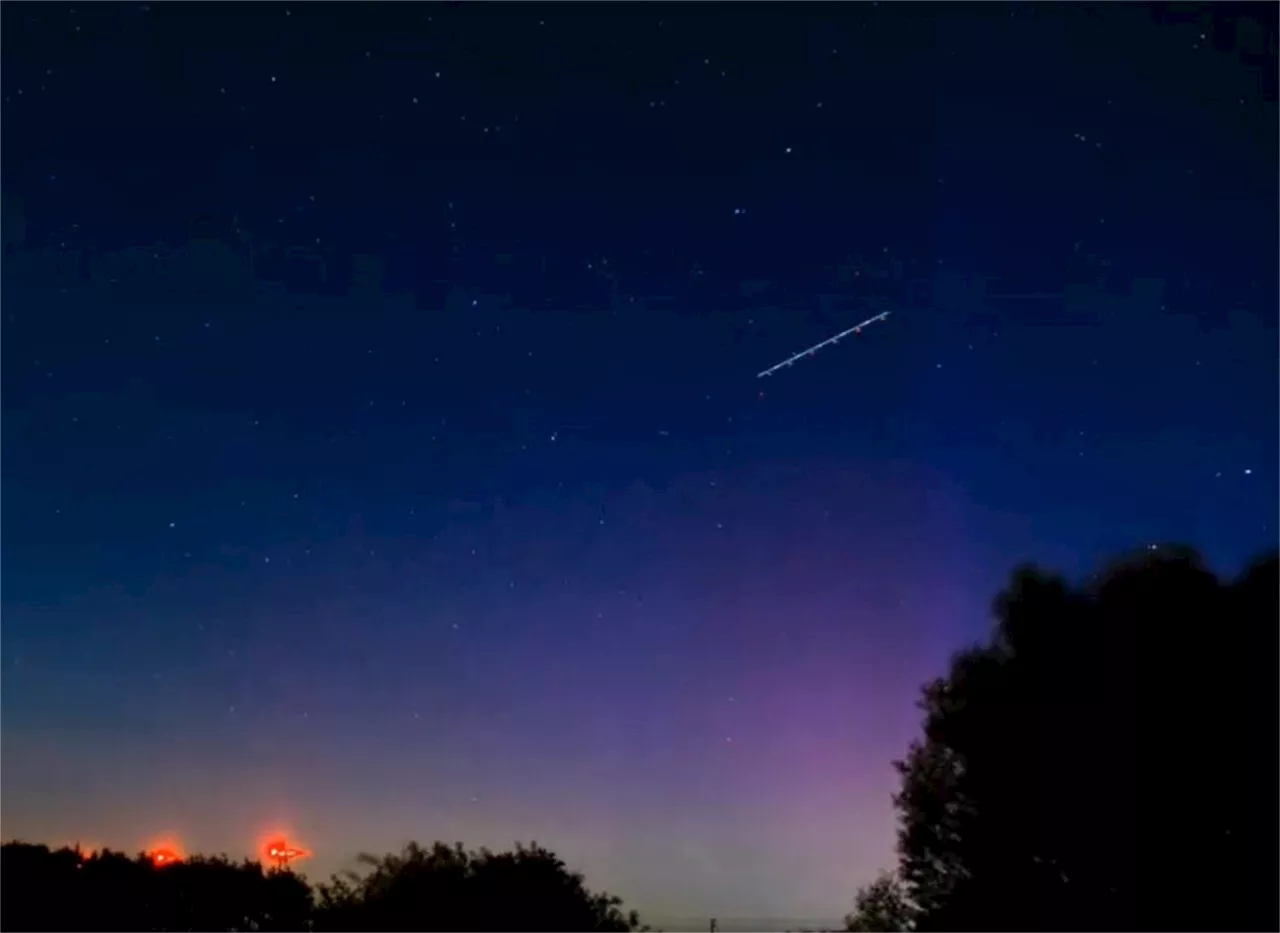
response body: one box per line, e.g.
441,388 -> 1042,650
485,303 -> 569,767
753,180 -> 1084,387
7,837 -> 847,930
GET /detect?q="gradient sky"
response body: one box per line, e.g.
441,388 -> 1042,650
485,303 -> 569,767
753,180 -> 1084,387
2,3 -> 1276,928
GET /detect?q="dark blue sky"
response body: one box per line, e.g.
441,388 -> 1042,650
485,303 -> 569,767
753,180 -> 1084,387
2,3 -> 1276,927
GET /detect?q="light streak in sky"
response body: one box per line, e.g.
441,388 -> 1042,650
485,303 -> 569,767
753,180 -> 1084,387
756,311 -> 892,378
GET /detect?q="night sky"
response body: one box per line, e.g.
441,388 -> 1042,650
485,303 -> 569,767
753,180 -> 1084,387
1,3 -> 1276,928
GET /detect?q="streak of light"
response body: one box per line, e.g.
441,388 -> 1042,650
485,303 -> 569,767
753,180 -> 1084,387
756,311 -> 892,379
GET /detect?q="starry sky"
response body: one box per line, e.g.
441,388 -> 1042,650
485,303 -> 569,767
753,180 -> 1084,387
1,3 -> 1276,928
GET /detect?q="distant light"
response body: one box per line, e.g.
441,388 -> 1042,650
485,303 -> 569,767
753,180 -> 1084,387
148,846 -> 182,867
264,838 -> 311,866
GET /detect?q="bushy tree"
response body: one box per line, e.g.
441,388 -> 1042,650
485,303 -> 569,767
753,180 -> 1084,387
844,871 -> 916,932
312,840 -> 641,932
888,547 -> 1279,932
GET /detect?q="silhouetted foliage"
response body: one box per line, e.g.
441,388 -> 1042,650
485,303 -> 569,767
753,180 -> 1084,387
0,842 -> 312,932
312,841 -> 640,932
886,546 -> 1279,932
844,872 -> 916,932
1,838 -> 642,932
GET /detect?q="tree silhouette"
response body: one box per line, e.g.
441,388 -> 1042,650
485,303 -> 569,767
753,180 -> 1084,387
312,840 -> 641,932
2,837 -> 643,931
844,871 -> 916,932
0,842 -> 312,931
886,546 -> 1279,932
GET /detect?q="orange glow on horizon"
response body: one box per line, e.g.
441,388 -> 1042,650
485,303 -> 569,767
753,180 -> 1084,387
148,847 -> 182,867
146,836 -> 185,867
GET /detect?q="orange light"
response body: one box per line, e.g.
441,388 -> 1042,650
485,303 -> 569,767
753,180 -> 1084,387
263,836 -> 310,866
146,836 -> 184,867
149,847 -> 182,867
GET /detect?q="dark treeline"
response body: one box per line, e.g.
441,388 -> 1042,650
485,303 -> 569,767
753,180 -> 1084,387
5,546 -> 1277,932
846,546 -> 1279,933
0,840 -> 644,932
